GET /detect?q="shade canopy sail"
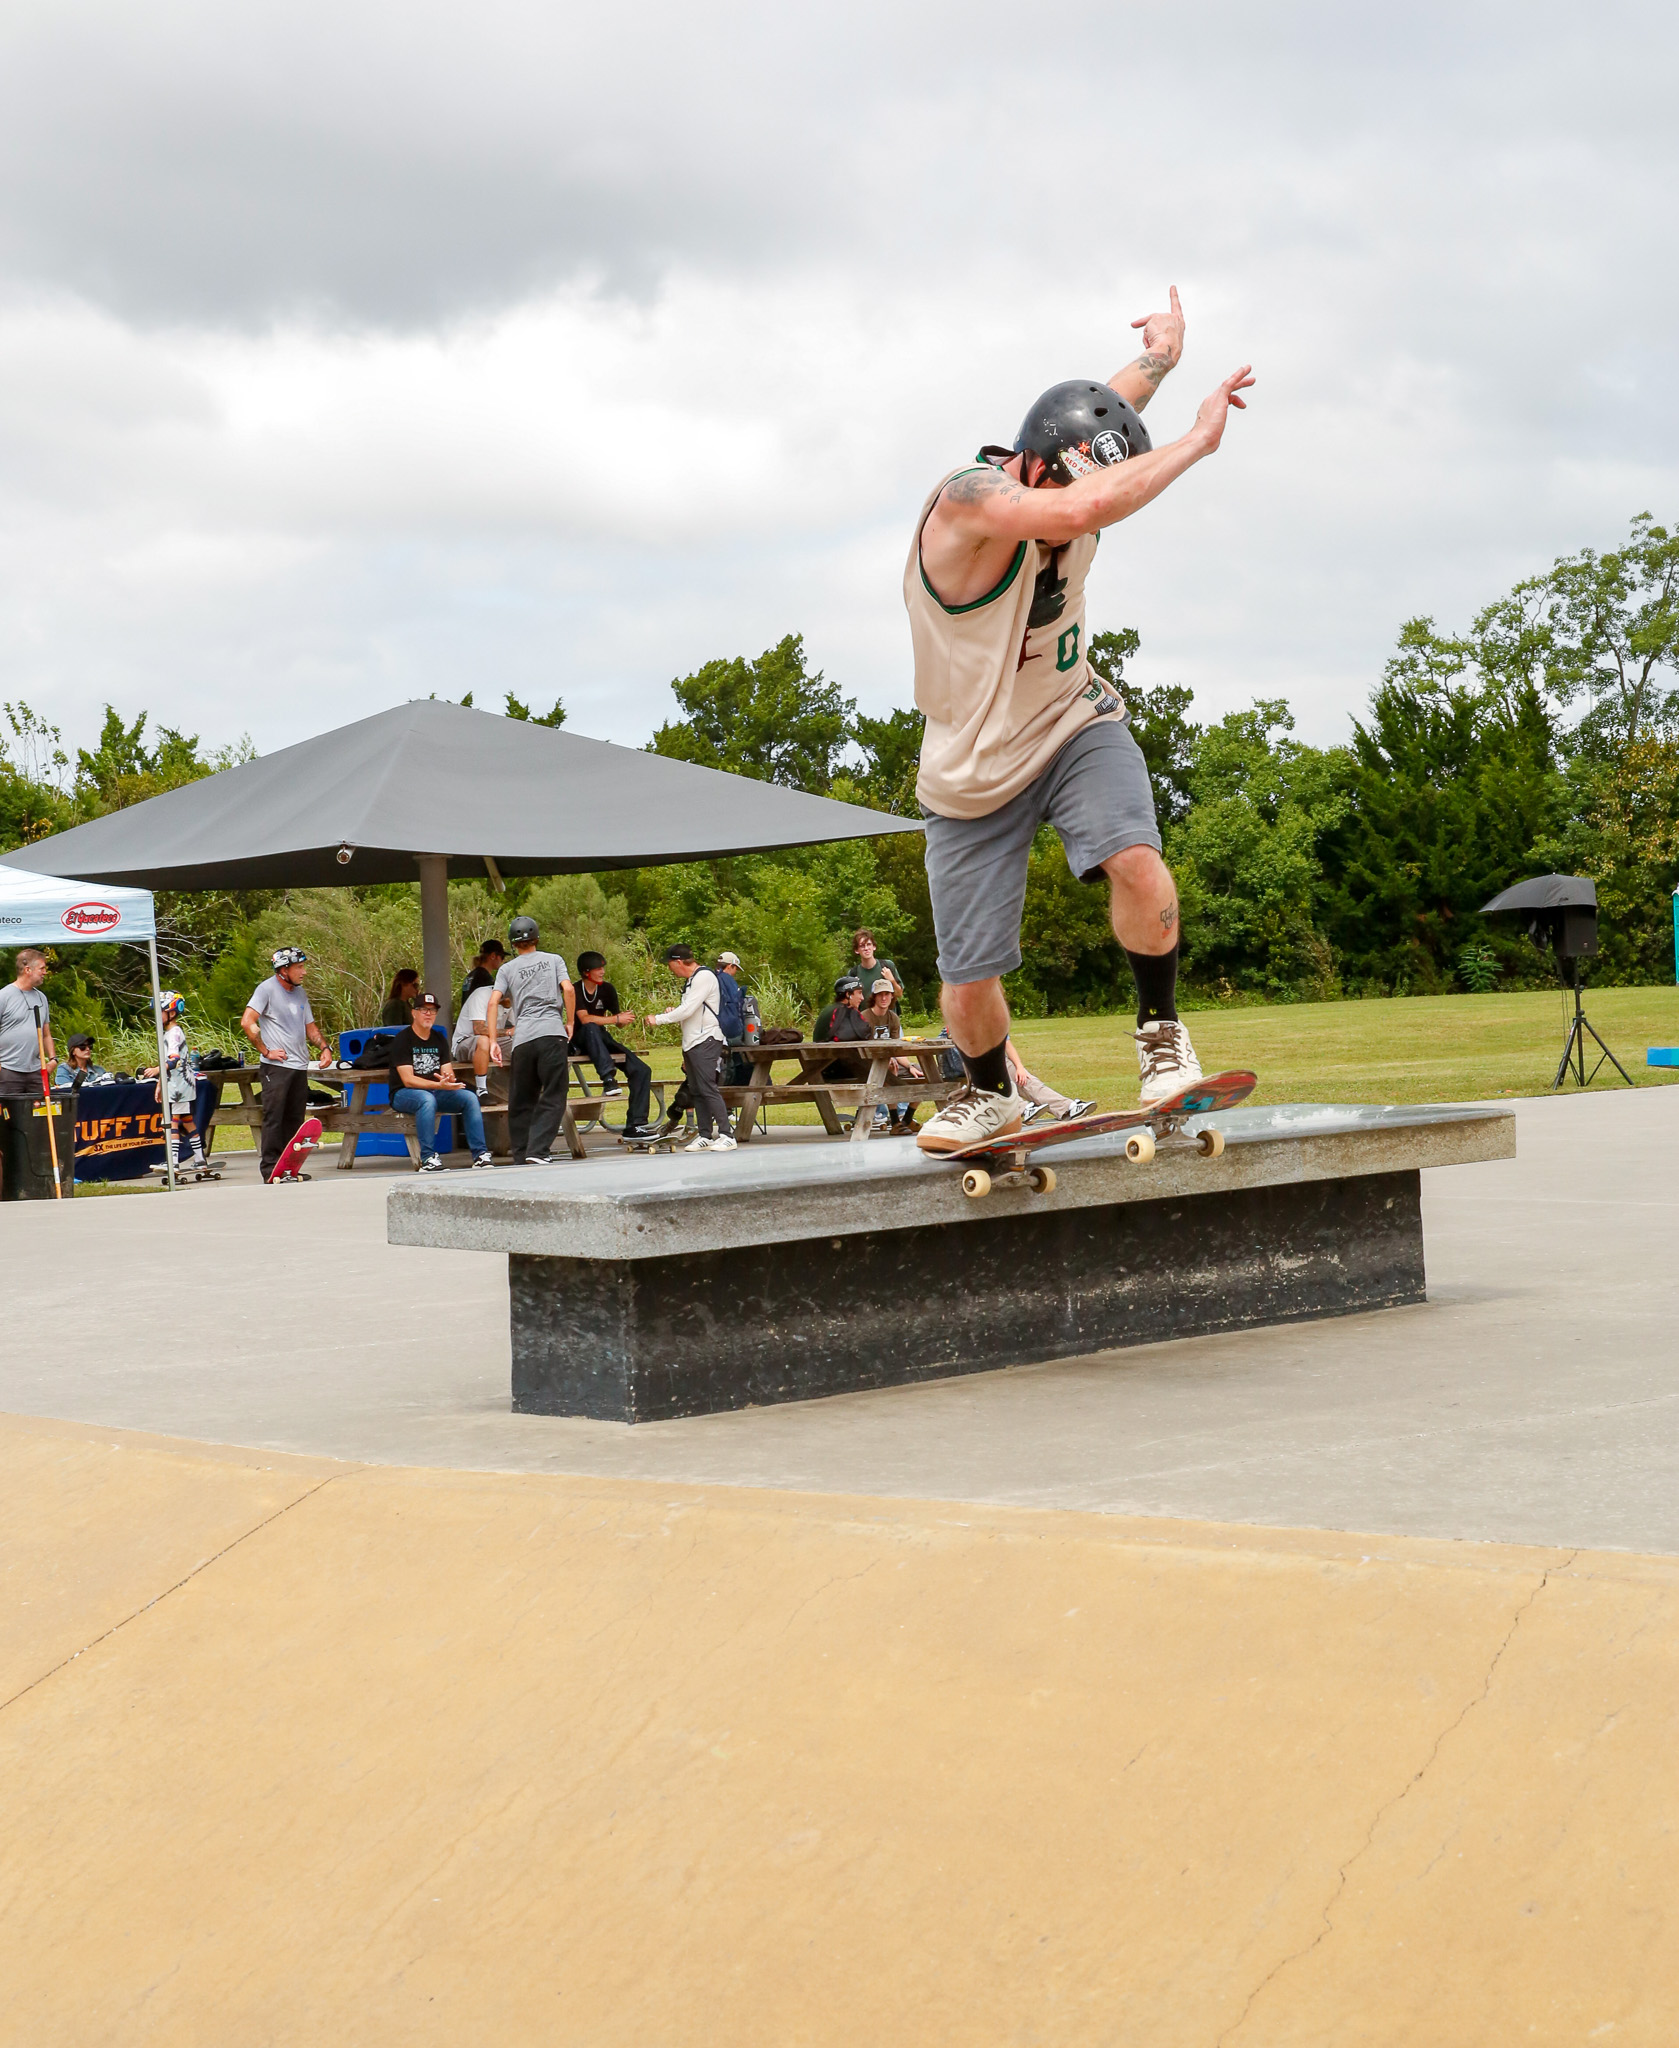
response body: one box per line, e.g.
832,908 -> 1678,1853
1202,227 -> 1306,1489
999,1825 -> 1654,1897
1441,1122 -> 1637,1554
1481,874 -> 1598,915
0,700 -> 922,892
0,866 -> 157,944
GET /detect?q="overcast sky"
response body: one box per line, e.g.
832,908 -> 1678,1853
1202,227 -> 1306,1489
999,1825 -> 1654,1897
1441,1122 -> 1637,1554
0,0 -> 1674,764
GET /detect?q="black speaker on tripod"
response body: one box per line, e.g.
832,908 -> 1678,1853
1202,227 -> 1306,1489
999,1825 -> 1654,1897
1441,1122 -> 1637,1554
1480,874 -> 1633,1091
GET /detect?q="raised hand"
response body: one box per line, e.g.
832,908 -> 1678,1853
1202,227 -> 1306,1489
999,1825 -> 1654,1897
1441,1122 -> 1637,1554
1131,286 -> 1186,380
1193,366 -> 1256,452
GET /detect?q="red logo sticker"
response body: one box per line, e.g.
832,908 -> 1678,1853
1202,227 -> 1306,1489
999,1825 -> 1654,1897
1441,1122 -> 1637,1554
61,901 -> 122,936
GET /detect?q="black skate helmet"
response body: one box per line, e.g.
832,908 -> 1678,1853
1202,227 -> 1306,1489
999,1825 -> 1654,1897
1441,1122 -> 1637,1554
833,974 -> 864,1001
271,946 -> 308,969
508,915 -> 540,945
1010,380 -> 1152,485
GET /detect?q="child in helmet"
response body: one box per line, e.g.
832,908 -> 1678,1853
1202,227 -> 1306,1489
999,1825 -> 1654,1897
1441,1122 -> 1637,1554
149,991 -> 209,1176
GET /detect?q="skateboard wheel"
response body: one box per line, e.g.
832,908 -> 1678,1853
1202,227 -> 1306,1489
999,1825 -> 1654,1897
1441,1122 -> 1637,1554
1125,1130 -> 1156,1165
1197,1126 -> 1225,1158
962,1168 -> 991,1199
1027,1166 -> 1056,1194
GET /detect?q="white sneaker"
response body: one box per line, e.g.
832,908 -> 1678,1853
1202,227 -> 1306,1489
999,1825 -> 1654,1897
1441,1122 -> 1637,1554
600,1084 -> 627,1098
708,1134 -> 738,1151
472,1150 -> 495,1168
683,1135 -> 715,1152
1135,1021 -> 1203,1109
914,1080 -> 1023,1154
1060,1097 -> 1097,1121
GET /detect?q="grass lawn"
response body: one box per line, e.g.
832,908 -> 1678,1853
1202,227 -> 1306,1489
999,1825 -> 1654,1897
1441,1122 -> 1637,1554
1010,984 -> 1679,1110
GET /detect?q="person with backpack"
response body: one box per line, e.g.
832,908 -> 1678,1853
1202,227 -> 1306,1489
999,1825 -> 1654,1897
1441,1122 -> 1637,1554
644,943 -> 733,1151
714,951 -> 761,1085
490,915 -> 574,1164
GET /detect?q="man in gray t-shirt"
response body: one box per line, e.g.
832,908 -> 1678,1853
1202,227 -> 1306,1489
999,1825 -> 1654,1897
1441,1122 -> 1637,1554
492,917 -> 575,1161
241,947 -> 331,1182
0,948 -> 53,1098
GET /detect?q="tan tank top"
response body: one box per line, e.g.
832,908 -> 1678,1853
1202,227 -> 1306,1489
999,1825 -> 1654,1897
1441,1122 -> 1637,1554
905,463 -> 1125,819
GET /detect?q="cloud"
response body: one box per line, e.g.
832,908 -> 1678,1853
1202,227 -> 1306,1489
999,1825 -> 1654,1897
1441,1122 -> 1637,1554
0,0 -> 1674,761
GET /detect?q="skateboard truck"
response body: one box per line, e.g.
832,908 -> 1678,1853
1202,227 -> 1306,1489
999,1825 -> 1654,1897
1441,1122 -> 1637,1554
960,1152 -> 1057,1200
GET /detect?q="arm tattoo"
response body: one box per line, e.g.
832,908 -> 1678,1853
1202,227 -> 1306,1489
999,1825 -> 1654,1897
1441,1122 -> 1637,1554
1137,350 -> 1173,388
943,469 -> 1004,506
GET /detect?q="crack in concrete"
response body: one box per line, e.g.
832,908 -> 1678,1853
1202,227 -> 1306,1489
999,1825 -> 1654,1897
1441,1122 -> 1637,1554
1214,1549 -> 1578,2046
0,1474 -> 343,1717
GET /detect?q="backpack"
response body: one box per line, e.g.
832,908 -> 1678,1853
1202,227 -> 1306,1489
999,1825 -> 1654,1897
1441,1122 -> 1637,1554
710,968 -> 746,1043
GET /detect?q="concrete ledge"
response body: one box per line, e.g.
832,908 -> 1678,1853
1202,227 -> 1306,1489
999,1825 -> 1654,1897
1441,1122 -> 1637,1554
387,1102 -> 1515,1261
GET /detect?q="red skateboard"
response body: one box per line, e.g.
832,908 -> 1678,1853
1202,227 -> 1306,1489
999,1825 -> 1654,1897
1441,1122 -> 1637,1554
268,1115 -> 322,1184
942,1071 -> 1257,1199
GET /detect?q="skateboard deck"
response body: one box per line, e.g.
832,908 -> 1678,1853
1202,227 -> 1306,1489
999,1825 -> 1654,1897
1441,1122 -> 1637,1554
943,1071 -> 1256,1198
268,1115 -> 322,1184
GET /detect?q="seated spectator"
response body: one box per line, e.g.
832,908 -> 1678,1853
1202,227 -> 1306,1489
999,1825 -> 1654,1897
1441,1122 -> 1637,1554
864,978 -> 917,1133
814,975 -> 871,1081
852,929 -> 904,1004
56,1033 -> 115,1087
459,939 -> 506,1012
1006,1038 -> 1095,1124
451,964 -> 512,1098
387,991 -> 493,1173
573,951 -> 657,1137
380,967 -> 421,1027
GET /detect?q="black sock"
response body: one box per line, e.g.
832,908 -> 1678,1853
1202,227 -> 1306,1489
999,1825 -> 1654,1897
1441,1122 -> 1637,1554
961,1036 -> 1013,1095
1126,944 -> 1179,1027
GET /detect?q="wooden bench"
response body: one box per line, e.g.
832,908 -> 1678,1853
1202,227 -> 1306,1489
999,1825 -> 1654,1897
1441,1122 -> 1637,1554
558,1052 -> 668,1160
721,1039 -> 961,1144
200,1067 -> 506,1169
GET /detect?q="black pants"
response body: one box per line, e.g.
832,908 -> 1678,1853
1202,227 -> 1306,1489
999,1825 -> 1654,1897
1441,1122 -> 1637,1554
572,1022 -> 652,1128
260,1063 -> 312,1181
509,1036 -> 571,1159
681,1037 -> 728,1139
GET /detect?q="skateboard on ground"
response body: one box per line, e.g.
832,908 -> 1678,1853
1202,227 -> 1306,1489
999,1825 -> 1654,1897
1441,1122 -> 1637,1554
943,1071 -> 1257,1199
268,1115 -> 322,1184
618,1128 -> 682,1155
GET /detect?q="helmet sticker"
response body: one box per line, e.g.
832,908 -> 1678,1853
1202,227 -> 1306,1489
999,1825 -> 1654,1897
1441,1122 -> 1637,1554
1091,429 -> 1130,465
1060,442 -> 1100,479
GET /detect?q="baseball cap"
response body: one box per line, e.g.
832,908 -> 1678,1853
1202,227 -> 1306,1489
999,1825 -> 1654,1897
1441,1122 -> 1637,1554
717,951 -> 742,968
68,1032 -> 93,1050
412,990 -> 442,1009
871,978 -> 895,996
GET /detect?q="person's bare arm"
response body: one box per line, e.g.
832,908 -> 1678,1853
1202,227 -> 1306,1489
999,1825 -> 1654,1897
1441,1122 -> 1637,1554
242,1004 -> 287,1063
562,979 -> 576,1036
930,366 -> 1255,551
1108,287 -> 1186,413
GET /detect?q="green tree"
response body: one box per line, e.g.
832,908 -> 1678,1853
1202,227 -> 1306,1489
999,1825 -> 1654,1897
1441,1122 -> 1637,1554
504,692 -> 567,727
1088,628 -> 1201,826
1532,514 -> 1679,756
650,634 -> 855,793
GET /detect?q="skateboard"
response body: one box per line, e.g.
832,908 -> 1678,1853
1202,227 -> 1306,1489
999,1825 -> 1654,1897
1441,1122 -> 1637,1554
268,1115 -> 322,1184
618,1128 -> 682,1155
943,1071 -> 1257,1199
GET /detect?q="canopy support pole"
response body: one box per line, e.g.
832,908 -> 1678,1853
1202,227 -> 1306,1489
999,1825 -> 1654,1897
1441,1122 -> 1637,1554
418,856 -> 451,1026
148,938 -> 175,1193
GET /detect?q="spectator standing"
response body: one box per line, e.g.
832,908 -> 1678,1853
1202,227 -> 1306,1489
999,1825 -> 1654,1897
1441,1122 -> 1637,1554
388,992 -> 493,1172
56,1033 -> 114,1087
459,939 -> 506,1013
492,916 -> 574,1164
0,950 -> 54,1101
573,952 -> 657,1136
242,947 -> 332,1182
380,968 -> 420,1027
852,930 -> 904,1004
714,951 -> 758,1085
645,944 -> 733,1151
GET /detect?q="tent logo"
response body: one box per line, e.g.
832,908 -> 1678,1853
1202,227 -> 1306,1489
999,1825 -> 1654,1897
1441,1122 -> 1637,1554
61,901 -> 122,936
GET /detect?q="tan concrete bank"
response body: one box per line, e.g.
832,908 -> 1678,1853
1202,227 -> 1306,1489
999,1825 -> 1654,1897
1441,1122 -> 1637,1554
3,1410 -> 1676,2046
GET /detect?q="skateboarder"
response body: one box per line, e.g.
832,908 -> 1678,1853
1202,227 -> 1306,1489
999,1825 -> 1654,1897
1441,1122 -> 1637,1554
242,947 -> 333,1182
491,915 -> 575,1164
906,288 -> 1254,1154
147,991 -> 210,1176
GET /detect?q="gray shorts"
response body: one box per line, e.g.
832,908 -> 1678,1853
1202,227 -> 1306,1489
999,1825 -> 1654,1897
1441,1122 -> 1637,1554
923,718 -> 1160,986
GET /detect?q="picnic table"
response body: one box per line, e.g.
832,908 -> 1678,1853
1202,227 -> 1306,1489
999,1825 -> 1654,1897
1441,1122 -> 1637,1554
724,1038 -> 961,1143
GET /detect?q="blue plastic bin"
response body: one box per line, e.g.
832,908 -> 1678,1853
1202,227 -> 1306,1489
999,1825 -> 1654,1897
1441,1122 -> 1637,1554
336,1027 -> 455,1155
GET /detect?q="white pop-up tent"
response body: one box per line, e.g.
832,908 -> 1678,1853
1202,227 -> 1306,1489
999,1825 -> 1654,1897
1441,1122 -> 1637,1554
0,868 -> 176,1193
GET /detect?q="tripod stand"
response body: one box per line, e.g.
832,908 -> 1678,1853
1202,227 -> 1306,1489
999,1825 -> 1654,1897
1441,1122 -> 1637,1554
1552,964 -> 1633,1091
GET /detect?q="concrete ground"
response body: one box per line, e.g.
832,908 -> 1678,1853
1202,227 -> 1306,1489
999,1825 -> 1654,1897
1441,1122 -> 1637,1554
5,1085 -> 1677,2041
6,1086 -> 1676,1552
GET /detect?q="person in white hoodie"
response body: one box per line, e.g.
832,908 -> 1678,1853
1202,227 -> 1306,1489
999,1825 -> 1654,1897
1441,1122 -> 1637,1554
645,943 -> 734,1152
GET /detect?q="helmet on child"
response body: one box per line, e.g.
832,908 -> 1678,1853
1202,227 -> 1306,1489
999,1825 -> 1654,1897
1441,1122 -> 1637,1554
271,947 -> 308,969
1011,379 -> 1152,485
508,915 -> 540,945
158,990 -> 185,1018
